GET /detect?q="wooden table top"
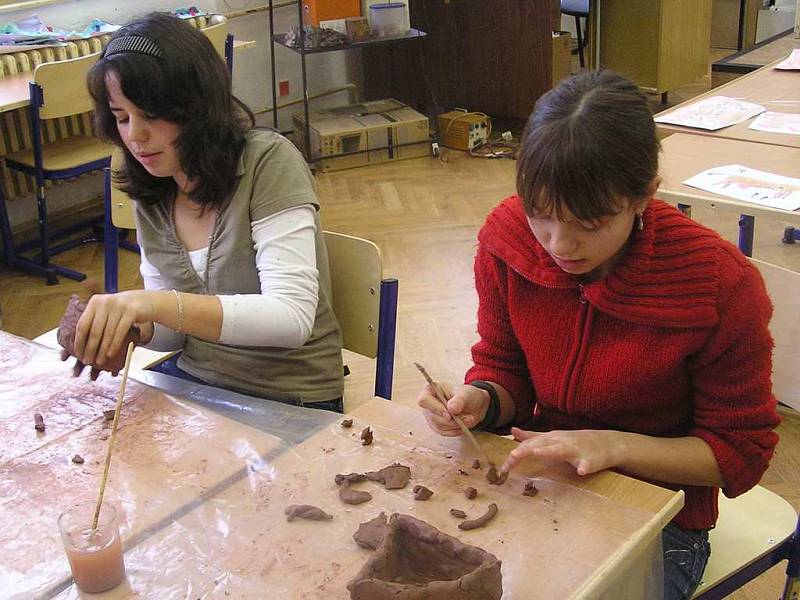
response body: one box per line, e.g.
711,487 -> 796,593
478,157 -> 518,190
658,133 -> 800,225
0,332 -> 682,598
656,58 -> 800,148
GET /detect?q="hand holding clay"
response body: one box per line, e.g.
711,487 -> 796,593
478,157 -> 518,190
417,382 -> 489,437
500,427 -> 623,477
58,294 -> 142,377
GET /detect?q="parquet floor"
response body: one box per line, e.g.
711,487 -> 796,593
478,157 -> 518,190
1,53 -> 798,599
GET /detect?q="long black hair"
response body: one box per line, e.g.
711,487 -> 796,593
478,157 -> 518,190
517,70 -> 660,221
88,12 -> 255,208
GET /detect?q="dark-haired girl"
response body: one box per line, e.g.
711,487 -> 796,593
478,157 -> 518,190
69,13 -> 344,411
417,71 -> 780,599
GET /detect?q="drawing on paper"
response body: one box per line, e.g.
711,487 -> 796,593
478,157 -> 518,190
683,164 -> 800,211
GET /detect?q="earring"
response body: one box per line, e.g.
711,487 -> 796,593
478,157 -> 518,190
635,213 -> 644,231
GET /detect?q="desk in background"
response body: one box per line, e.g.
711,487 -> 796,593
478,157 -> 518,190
0,331 -> 682,598
655,58 -> 800,149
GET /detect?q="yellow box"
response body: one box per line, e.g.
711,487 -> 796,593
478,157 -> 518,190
437,110 -> 490,151
294,100 -> 431,172
552,31 -> 572,85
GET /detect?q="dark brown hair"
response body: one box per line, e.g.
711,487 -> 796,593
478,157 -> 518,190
88,12 -> 255,208
516,70 -> 659,221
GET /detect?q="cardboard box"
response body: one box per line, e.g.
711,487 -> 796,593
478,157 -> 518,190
552,31 -> 572,84
294,100 -> 430,172
302,0 -> 361,27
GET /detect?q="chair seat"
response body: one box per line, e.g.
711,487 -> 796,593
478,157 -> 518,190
5,135 -> 112,172
692,485 -> 797,597
561,0 -> 589,17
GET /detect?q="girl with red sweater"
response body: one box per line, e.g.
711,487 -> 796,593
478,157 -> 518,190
417,71 -> 780,599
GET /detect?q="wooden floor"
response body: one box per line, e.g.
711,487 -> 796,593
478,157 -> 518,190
1,54 -> 798,599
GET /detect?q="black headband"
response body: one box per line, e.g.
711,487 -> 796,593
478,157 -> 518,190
104,35 -> 163,59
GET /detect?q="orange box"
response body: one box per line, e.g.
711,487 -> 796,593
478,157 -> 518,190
302,0 -> 361,27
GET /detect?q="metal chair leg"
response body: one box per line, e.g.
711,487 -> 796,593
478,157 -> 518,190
574,15 -> 585,69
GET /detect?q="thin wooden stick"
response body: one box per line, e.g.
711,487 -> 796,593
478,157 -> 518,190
91,341 -> 135,531
414,362 -> 494,467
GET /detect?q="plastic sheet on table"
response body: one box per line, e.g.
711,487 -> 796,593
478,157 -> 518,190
0,333 -> 665,598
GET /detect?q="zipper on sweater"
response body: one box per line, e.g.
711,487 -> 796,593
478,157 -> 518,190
558,285 -> 593,414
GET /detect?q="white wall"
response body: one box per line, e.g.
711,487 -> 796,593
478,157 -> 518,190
3,0 -> 359,228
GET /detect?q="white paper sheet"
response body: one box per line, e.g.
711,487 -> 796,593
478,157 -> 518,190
775,49 -> 800,70
654,96 -> 765,130
683,164 -> 800,211
748,111 -> 800,135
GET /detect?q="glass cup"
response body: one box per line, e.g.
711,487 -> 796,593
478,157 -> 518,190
57,501 -> 126,593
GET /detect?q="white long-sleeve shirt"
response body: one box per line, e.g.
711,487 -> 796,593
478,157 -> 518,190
142,204 -> 319,351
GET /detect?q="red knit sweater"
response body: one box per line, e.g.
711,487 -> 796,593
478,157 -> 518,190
466,196 -> 780,529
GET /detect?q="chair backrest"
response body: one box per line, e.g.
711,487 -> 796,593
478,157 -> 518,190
751,258 -> 800,411
201,15 -> 228,60
33,52 -> 101,119
110,148 -> 136,230
324,231 -> 398,399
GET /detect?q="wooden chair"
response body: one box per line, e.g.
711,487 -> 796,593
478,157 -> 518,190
197,15 -> 234,74
0,52 -> 111,284
323,231 -> 398,400
102,148 -> 139,294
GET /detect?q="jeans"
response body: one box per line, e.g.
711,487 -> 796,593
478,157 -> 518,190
662,523 -> 711,600
150,355 -> 344,414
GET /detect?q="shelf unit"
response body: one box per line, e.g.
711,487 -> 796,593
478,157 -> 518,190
267,0 -> 430,163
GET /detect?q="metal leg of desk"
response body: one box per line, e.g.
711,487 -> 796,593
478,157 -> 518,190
738,214 -> 755,257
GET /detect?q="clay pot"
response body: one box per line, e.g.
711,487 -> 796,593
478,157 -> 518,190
347,513 -> 502,600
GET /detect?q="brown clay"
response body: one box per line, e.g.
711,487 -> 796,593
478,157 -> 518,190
340,485 -> 373,505
341,419 -> 353,428
465,487 -> 477,500
58,294 -> 140,378
458,469 -> 469,476
472,459 -> 481,470
459,503 -> 498,531
103,409 -> 116,421
353,512 -> 389,550
335,473 -> 368,486
361,427 -> 373,446
485,466 -> 507,486
522,481 -> 538,497
449,509 -> 467,519
347,513 -> 503,600
284,504 -> 333,522
34,413 -> 45,432
365,464 -> 411,490
71,454 -> 84,464
413,485 -> 434,501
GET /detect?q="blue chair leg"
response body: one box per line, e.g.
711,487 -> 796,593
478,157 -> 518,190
738,214 -> 755,257
782,517 -> 800,599
375,278 -> 398,400
103,168 -> 119,293
574,15 -> 585,69
225,33 -> 234,75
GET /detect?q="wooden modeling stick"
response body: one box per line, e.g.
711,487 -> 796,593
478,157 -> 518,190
91,341 -> 135,531
414,362 -> 495,468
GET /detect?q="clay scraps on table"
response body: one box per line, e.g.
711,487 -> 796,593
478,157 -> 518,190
103,409 -> 116,421
353,512 -> 390,550
522,481 -> 539,497
464,487 -> 477,500
341,419 -> 353,428
361,427 -> 373,446
413,485 -> 434,501
340,486 -> 373,505
284,504 -> 333,522
33,413 -> 45,432
485,465 -> 508,486
365,464 -> 411,490
459,503 -> 498,531
71,454 -> 84,464
472,459 -> 481,470
347,513 -> 503,600
449,508 -> 467,519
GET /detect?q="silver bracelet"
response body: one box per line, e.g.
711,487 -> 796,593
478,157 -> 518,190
172,289 -> 184,333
